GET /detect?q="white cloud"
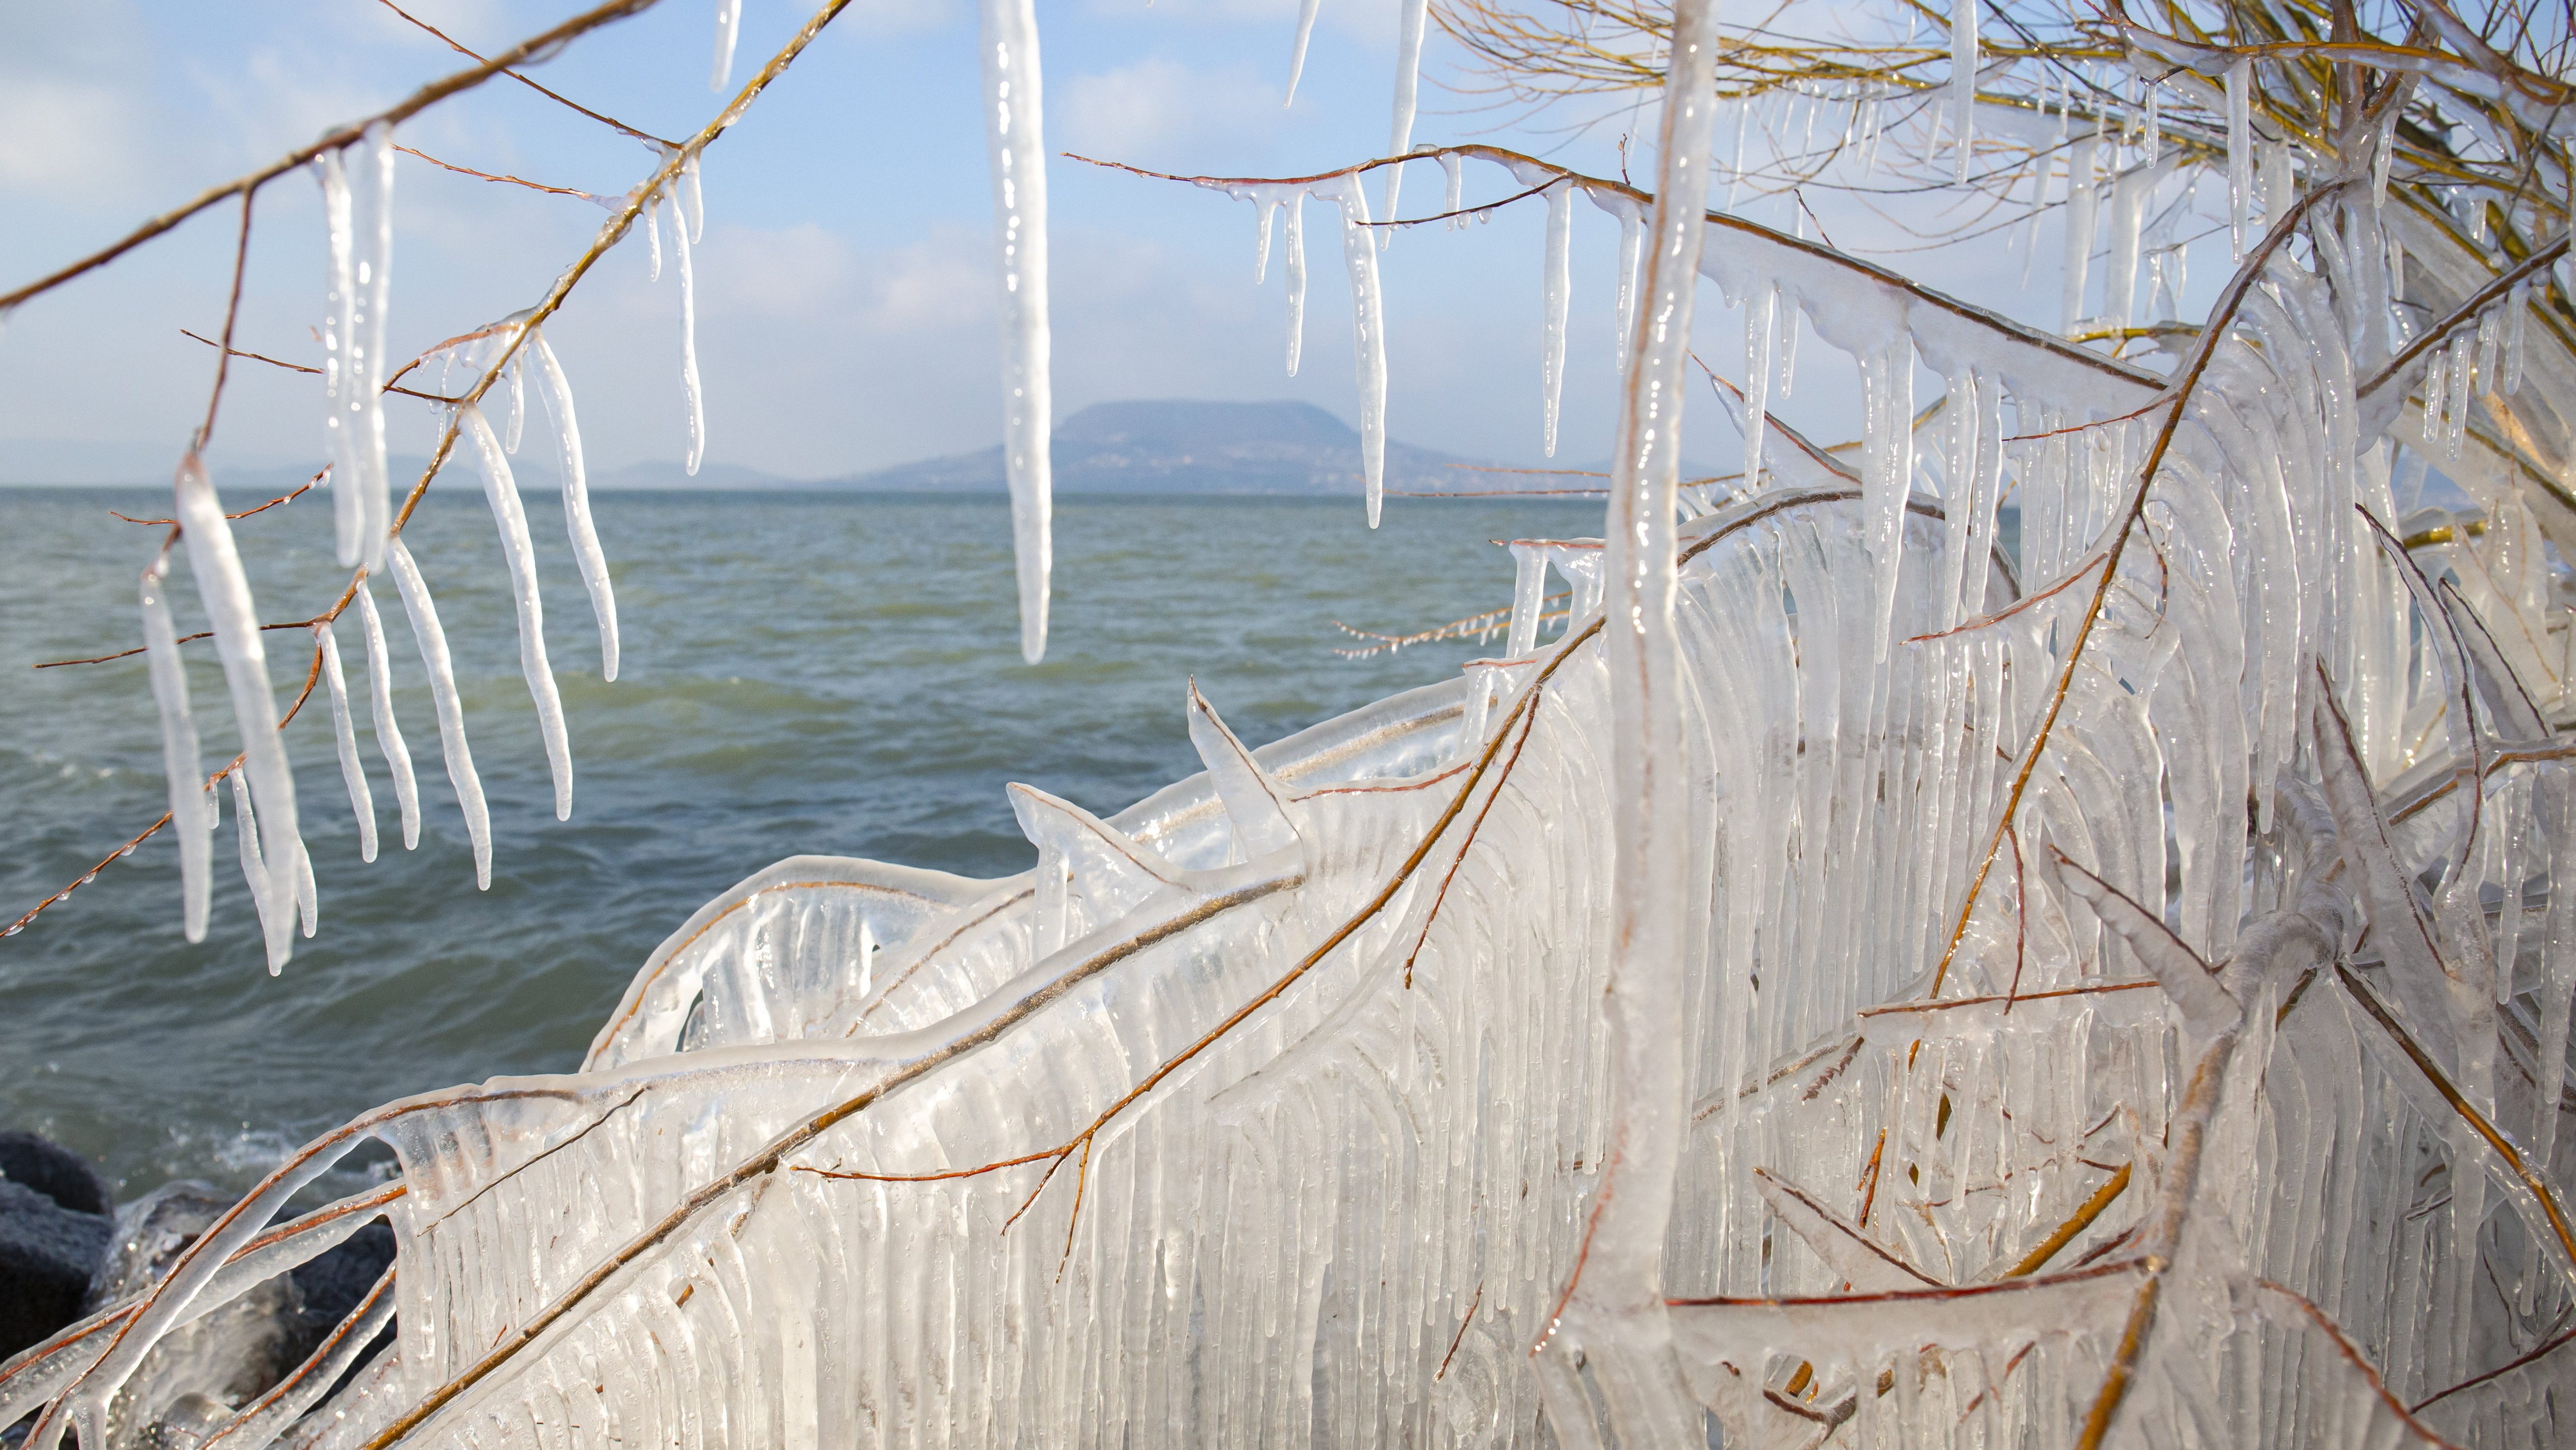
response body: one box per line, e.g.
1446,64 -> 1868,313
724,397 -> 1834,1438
1057,57 -> 1285,172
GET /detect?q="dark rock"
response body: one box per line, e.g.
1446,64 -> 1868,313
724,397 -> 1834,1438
0,1179 -> 113,1360
0,1131 -> 111,1217
280,1221 -> 396,1369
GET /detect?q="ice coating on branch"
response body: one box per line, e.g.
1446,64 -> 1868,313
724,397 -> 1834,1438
173,456 -> 300,973
532,328 -> 619,680
316,622 -> 378,864
461,402 -> 574,819
353,582 -> 419,851
1948,0 -> 1977,181
709,0 -> 741,91
673,203 -> 704,478
1321,174 -> 1388,525
1382,0 -> 1430,232
2227,59 -> 2252,257
1282,0 -> 1323,105
386,537 -> 491,889
140,554 -> 210,942
1284,191 -> 1307,375
979,0 -> 1054,661
1539,180 -> 1571,456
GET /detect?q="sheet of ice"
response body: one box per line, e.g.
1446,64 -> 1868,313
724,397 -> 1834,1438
386,537 -> 492,889
353,582 -> 420,851
140,554 -> 211,941
979,0 -> 1054,660
173,456 -> 300,972
315,622 -> 378,864
461,403 -> 573,819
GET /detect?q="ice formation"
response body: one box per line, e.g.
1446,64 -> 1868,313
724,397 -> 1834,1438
978,0 -> 1054,661
20,6 -> 2576,1448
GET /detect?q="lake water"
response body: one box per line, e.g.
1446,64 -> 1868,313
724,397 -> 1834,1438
0,486 -> 1592,1201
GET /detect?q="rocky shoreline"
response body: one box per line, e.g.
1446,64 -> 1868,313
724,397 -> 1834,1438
0,1130 -> 392,1446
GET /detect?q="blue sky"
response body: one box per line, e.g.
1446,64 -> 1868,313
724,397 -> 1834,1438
0,0 -> 2093,485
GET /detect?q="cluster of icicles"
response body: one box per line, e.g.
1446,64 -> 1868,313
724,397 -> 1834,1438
17,101 -> 2576,1439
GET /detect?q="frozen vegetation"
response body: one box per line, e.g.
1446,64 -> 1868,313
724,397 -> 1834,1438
5,0 -> 2576,1444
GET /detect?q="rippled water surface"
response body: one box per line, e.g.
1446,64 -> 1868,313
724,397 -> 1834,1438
0,486 -> 1589,1197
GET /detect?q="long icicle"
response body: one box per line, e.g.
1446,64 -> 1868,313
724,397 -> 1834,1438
317,153 -> 360,566
1538,0 -> 1727,1436
354,582 -> 420,851
673,198 -> 704,477
355,124 -> 395,572
1283,0 -> 1324,106
461,402 -> 573,820
1614,203 -> 1643,370
531,329 -> 619,680
979,0 -> 1054,662
1540,180 -> 1572,457
710,0 -> 742,91
385,538 -> 492,890
1327,173 -> 1388,526
1285,192 -> 1307,376
316,622 -> 378,864
173,456 -> 300,973
1949,0 -> 1978,181
229,774 -> 279,968
2226,59 -> 2252,259
1382,0 -> 1432,233
141,551 -> 211,942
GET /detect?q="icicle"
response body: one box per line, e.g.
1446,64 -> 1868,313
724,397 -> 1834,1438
230,774 -> 280,972
316,622 -> 377,864
1863,338 -> 1916,661
385,538 -> 492,890
673,203 -> 703,477
1325,173 -> 1389,526
2447,336 -> 2473,458
1506,542 -> 1549,657
1725,100 -> 1748,212
980,0 -> 1054,661
2474,306 -> 2501,404
141,554 -> 211,942
645,195 -> 663,282
461,403 -> 573,820
680,152 -> 706,245
1285,191 -> 1308,376
2061,129 -> 2101,332
1540,181 -> 1572,457
2423,334 -> 2450,438
709,0 -> 741,91
291,835 -> 317,941
1615,205 -> 1643,367
2259,141 -> 2293,234
1741,285 -> 1778,486
2142,80 -> 2161,165
2504,280 -> 2529,394
174,456 -> 300,971
317,152 -> 360,566
1949,0 -> 1977,182
1439,151 -> 1463,230
1253,194 -> 1277,283
1564,0 -> 1725,1421
2103,161 -> 2158,332
2226,60 -> 2252,259
531,330 -> 618,679
1283,0 -> 1323,106
1382,0 -> 1431,234
354,583 -> 420,851
355,125 -> 394,572
2469,195 -> 2491,248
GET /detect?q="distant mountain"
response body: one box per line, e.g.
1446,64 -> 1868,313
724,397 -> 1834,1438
833,400 -> 1508,496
